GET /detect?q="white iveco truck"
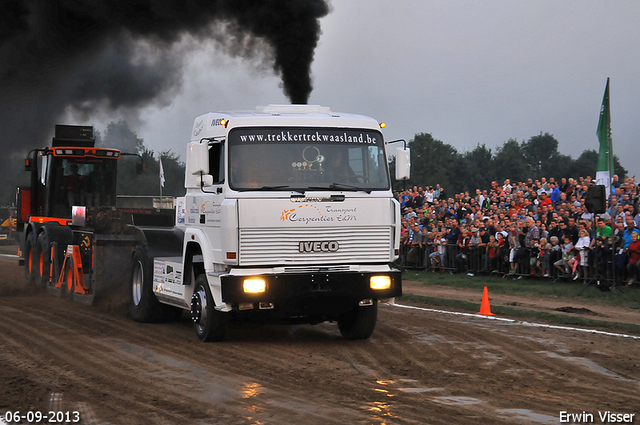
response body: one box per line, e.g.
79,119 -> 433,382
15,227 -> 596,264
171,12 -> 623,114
131,105 -> 406,341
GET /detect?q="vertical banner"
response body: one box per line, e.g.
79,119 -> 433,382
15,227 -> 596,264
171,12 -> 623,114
595,77 -> 613,197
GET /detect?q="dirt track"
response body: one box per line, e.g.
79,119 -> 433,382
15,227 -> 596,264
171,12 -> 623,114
1,254 -> 639,425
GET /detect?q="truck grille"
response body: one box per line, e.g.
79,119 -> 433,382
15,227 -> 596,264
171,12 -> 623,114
239,226 -> 392,266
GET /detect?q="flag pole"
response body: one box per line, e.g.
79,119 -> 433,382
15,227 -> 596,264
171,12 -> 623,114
607,78 -> 615,290
596,77 -> 616,289
159,157 -> 165,201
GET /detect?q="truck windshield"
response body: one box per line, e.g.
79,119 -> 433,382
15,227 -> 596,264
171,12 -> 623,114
228,127 -> 390,192
49,157 -> 118,215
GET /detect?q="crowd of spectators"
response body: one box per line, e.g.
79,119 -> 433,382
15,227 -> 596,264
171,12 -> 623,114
398,175 -> 640,287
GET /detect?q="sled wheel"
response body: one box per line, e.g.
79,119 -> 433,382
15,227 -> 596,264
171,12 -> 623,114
24,233 -> 36,285
62,260 -> 75,299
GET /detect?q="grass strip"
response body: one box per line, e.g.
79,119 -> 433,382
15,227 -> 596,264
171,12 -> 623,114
402,270 -> 640,310
399,292 -> 640,336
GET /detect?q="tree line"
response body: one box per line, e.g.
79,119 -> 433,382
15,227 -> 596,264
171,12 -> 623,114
390,132 -> 628,194
0,121 -> 628,206
96,121 -> 185,198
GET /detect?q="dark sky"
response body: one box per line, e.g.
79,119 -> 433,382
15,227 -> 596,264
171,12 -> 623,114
138,1 -> 640,179
0,0 -> 329,153
3,0 -> 639,180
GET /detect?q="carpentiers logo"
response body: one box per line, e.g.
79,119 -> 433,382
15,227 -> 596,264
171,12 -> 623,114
280,204 -> 358,225
200,201 -> 221,224
281,204 -> 325,224
200,201 -> 221,214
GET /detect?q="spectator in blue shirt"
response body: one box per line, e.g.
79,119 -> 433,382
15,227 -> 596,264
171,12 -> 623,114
623,214 -> 638,249
549,181 -> 562,205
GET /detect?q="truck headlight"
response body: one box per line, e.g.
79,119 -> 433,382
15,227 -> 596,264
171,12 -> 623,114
243,278 -> 266,294
370,275 -> 391,290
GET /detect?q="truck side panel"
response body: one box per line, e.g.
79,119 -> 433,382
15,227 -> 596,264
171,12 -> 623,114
153,257 -> 188,309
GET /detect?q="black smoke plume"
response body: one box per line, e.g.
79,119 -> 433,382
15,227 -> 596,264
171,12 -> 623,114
0,0 -> 330,157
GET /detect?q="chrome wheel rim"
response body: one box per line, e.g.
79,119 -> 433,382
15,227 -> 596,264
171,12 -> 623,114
132,261 -> 143,306
191,286 -> 208,329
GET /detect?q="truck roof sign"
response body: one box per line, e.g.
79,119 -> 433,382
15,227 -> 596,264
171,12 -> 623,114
229,128 -> 383,146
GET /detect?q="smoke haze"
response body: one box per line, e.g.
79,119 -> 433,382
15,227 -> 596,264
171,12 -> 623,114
0,0 -> 330,157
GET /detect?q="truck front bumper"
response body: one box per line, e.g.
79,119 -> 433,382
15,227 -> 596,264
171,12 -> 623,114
220,269 -> 402,318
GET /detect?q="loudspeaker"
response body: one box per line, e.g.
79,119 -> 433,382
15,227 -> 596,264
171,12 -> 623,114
585,185 -> 606,213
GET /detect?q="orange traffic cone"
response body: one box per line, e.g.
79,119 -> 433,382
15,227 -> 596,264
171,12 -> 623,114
476,286 -> 494,316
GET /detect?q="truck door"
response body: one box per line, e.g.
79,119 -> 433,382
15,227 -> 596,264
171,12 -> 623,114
199,141 -> 225,225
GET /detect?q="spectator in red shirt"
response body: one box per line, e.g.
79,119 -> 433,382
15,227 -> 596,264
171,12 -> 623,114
626,230 -> 640,286
538,191 -> 553,208
488,233 -> 505,273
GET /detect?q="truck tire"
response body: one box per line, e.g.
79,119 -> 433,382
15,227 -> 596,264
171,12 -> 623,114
190,274 -> 226,342
129,246 -> 163,322
35,233 -> 51,289
24,232 -> 36,285
337,302 -> 378,340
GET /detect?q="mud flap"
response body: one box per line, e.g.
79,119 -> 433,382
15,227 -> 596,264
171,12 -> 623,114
92,241 -> 138,307
52,245 -> 92,302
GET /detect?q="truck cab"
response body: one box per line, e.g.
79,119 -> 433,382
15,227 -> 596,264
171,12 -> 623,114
18,125 -> 120,224
146,105 -> 403,341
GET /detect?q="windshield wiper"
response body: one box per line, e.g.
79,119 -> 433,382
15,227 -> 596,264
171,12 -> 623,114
308,183 -> 371,194
257,185 -> 305,194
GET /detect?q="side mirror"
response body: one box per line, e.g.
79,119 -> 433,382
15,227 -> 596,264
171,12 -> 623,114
395,147 -> 410,181
188,142 -> 209,175
25,150 -> 39,171
25,158 -> 35,172
201,174 -> 214,187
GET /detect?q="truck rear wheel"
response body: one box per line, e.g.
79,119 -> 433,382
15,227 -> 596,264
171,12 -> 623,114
338,302 -> 378,340
129,247 -> 163,322
191,274 -> 226,342
35,233 -> 51,289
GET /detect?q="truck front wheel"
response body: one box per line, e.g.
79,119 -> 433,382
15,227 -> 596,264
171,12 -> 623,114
191,274 -> 226,342
338,302 -> 378,340
129,247 -> 163,322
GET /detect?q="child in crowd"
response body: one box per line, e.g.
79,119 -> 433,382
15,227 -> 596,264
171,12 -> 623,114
547,236 -> 561,277
429,231 -> 446,271
536,237 -> 550,277
554,236 -> 574,276
573,229 -> 591,280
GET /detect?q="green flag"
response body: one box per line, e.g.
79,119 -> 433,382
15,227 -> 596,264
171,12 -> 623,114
595,77 -> 613,196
